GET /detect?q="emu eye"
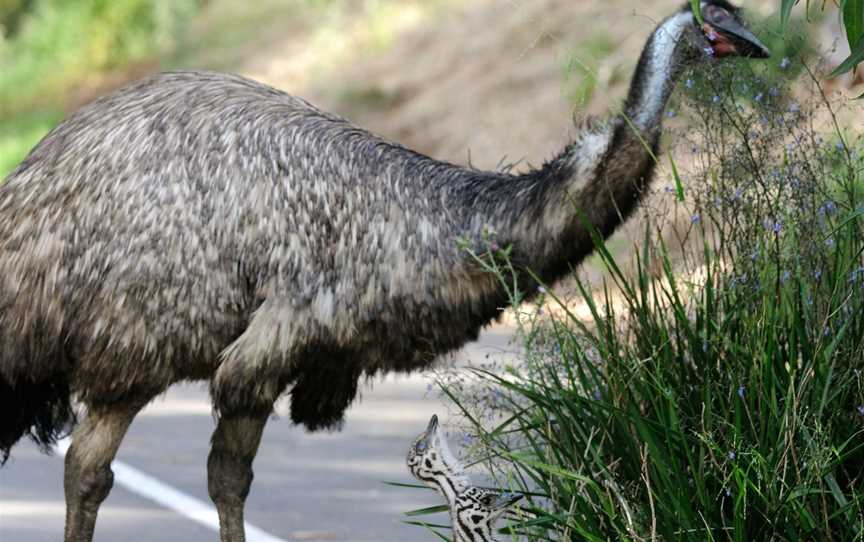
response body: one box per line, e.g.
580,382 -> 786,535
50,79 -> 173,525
415,441 -> 427,452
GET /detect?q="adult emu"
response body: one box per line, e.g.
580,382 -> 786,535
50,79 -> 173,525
0,2 -> 768,541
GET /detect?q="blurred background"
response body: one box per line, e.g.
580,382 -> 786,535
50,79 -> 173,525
0,1 -> 859,541
1,0 -> 804,179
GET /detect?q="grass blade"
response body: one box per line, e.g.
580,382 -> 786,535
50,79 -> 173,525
781,0 -> 798,31
829,34 -> 864,77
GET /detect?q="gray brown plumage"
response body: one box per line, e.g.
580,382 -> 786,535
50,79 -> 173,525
0,3 -> 768,541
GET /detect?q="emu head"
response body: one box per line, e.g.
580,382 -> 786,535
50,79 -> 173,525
686,1 -> 771,59
407,415 -> 450,484
406,414 -> 470,494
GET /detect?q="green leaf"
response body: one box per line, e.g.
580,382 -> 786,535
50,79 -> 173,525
669,154 -> 685,202
780,0 -> 798,31
843,0 -> 864,50
405,504 -> 450,516
830,34 -> 864,76
382,481 -> 434,490
692,0 -> 703,24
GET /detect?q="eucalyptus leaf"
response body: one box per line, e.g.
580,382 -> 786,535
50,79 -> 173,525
691,0 -> 702,24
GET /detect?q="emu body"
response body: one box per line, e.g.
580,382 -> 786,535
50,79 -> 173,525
0,3 -> 768,541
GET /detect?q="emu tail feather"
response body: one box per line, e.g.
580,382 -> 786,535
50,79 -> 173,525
0,371 -> 75,465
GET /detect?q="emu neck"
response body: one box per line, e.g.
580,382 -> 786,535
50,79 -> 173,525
454,522 -> 494,542
625,11 -> 694,130
460,11 -> 693,288
427,471 -> 461,508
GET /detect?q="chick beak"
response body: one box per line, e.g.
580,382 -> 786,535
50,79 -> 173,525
425,414 -> 439,435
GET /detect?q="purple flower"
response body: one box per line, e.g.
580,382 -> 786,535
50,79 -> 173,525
704,46 -> 716,57
814,269 -> 822,281
826,238 -> 836,248
490,242 -> 500,252
707,30 -> 719,42
728,451 -> 736,461
789,102 -> 800,113
781,270 -> 791,283
686,78 -> 695,89
725,487 -> 732,497
780,57 -> 791,70
538,286 -> 547,294
712,95 -> 721,103
737,386 -> 745,399
754,92 -> 764,103
769,86 -> 780,97
593,388 -> 602,401
857,406 -> 864,417
766,220 -> 783,234
666,109 -> 677,118
691,214 -> 701,224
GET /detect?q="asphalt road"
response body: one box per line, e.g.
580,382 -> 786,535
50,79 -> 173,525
0,325 -> 517,542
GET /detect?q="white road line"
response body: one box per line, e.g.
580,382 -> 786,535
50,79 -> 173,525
56,438 -> 289,542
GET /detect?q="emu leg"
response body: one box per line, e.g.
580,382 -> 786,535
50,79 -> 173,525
63,402 -> 145,542
207,412 -> 269,542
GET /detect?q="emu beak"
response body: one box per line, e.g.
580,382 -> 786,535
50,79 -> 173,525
705,18 -> 771,59
413,415 -> 439,452
426,414 -> 439,434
